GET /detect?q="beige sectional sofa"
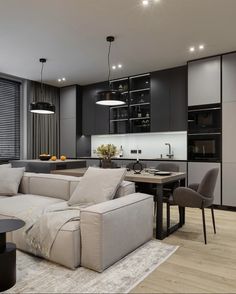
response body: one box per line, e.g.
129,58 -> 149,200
0,172 -> 153,272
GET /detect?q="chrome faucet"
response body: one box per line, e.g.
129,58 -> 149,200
165,143 -> 174,159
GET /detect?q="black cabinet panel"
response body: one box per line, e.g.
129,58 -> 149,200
82,82 -> 109,135
170,66 -> 187,131
151,70 -> 170,132
151,66 -> 187,132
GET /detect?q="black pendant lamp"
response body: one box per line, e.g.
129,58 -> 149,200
96,36 -> 125,106
30,58 -> 55,114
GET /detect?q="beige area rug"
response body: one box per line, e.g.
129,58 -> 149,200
6,240 -> 178,294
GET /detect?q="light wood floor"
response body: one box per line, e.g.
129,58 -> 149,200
132,207 -> 236,293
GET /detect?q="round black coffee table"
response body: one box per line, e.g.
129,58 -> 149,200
0,219 -> 25,292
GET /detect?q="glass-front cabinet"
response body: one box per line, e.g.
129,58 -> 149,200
109,74 -> 151,134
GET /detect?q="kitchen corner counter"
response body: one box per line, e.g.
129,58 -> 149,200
10,159 -> 86,173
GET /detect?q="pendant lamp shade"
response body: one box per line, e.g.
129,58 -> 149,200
30,58 -> 55,114
96,36 -> 125,106
30,101 -> 55,114
96,90 -> 124,106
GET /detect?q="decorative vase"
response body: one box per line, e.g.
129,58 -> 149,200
101,158 -> 113,169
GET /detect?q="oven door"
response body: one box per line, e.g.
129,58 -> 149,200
188,134 -> 221,162
188,105 -> 221,134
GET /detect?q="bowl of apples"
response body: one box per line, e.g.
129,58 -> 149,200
39,154 -> 51,161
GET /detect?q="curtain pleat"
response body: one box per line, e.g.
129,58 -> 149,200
28,81 -> 60,159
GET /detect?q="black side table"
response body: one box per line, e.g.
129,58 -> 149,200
0,219 -> 25,292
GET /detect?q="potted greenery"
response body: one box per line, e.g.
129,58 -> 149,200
96,144 -> 118,168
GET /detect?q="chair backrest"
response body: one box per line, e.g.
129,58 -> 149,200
197,168 -> 219,198
126,162 -> 147,170
156,163 -> 179,172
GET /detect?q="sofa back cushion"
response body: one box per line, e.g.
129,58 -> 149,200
19,173 -> 77,201
19,171 -> 134,201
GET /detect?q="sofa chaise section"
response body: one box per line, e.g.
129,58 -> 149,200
0,172 -> 153,271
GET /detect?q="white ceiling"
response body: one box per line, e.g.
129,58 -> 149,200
0,0 -> 236,86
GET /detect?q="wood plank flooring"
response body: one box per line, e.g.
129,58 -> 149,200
132,207 -> 236,293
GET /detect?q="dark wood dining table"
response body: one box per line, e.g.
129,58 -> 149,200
51,168 -> 186,240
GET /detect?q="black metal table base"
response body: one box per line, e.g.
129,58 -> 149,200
0,233 -> 16,292
155,178 -> 186,240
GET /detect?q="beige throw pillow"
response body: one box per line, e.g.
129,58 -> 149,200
68,167 -> 126,206
0,167 -> 25,196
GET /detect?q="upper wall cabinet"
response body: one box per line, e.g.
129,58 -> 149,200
82,82 -> 110,135
188,56 -> 221,106
151,66 -> 187,132
222,52 -> 236,103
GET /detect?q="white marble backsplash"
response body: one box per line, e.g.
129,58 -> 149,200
91,132 -> 187,160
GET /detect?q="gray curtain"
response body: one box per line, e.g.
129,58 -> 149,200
27,81 -> 60,159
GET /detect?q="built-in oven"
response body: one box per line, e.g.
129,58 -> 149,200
188,133 -> 221,162
188,103 -> 221,134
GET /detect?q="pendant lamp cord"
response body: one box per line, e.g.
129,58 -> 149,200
40,61 -> 44,98
107,40 -> 112,88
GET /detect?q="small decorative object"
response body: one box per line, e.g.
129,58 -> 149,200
133,159 -> 143,174
51,156 -> 57,161
60,155 -> 66,161
39,154 -> 51,161
96,144 -> 118,169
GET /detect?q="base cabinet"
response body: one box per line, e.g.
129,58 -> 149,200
188,162 -> 221,205
222,163 -> 236,207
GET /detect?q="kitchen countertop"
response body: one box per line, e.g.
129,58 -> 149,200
77,157 -> 187,162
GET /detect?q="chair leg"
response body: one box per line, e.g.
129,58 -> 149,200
211,206 -> 216,234
167,202 -> 170,236
201,207 -> 207,244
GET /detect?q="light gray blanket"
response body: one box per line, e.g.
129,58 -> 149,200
15,202 -> 91,258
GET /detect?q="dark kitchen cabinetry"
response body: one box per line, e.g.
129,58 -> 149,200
82,82 -> 110,135
151,66 -> 187,132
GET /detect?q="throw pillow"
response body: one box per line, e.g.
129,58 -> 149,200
0,167 -> 25,196
68,167 -> 126,206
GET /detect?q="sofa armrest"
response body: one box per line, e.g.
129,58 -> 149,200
80,193 -> 153,272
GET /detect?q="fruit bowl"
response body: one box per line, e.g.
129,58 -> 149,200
39,154 -> 51,161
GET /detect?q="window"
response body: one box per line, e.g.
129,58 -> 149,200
0,78 -> 21,160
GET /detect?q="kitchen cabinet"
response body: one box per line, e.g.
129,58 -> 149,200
151,66 -> 187,132
170,67 -> 187,131
82,82 -> 110,135
222,52 -> 236,102
188,56 -> 221,106
222,163 -> 236,206
151,69 -> 170,132
188,162 -> 221,205
60,86 -> 77,158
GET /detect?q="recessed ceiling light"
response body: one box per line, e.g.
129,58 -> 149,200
189,46 -> 195,52
142,0 -> 149,6
62,77 -> 66,81
112,65 -> 116,70
199,44 -> 205,50
58,78 -> 62,82
118,64 -> 122,68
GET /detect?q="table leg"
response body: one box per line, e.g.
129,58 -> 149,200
155,184 -> 165,240
179,178 -> 186,225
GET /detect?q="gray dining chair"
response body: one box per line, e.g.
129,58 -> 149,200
173,168 -> 219,244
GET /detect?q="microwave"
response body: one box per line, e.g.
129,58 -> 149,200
188,104 -> 221,134
188,133 -> 221,162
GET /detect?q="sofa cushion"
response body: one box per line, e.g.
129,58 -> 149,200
19,173 -> 80,201
0,194 -> 64,218
0,167 -> 25,196
0,163 -> 12,168
68,167 -> 126,206
69,177 -> 135,199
